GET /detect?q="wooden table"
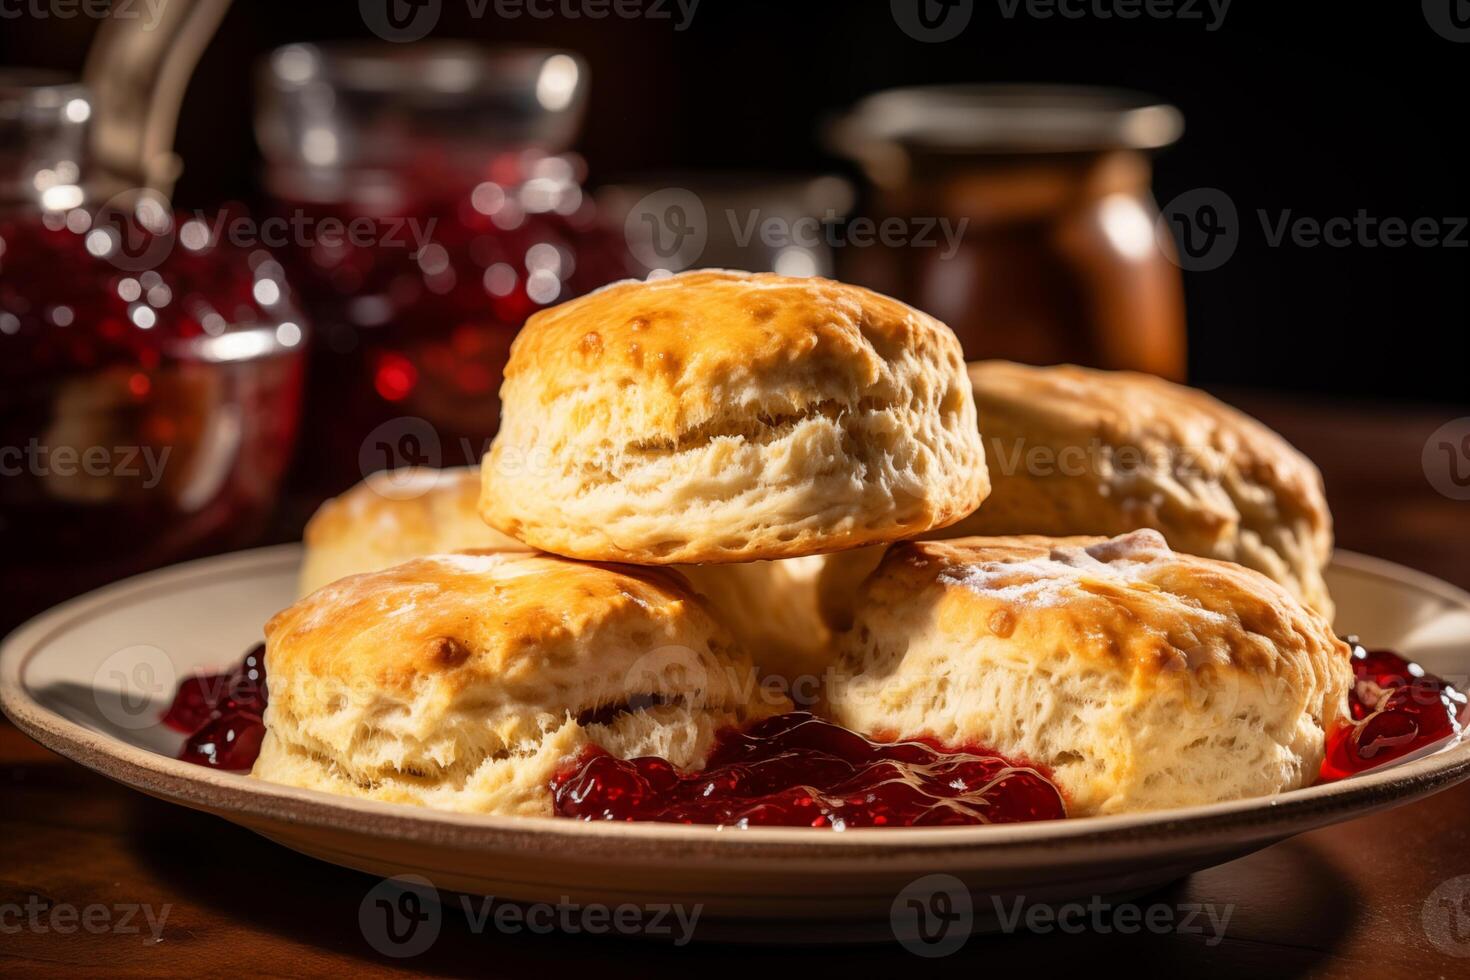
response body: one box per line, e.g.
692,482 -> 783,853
4,393 -> 1470,977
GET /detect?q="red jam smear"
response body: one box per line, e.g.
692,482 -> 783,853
551,712 -> 1066,829
1320,642 -> 1466,781
163,644 -> 267,770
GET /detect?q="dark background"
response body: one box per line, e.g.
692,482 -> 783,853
2,0 -> 1466,402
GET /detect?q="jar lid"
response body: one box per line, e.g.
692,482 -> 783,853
255,42 -> 589,171
832,84 -> 1183,156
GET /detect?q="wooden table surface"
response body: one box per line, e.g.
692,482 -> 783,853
4,393 -> 1470,978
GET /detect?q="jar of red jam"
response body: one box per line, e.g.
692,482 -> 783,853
0,73 -> 306,633
255,43 -> 635,495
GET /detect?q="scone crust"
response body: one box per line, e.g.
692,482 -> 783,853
257,551 -> 786,815
826,531 -> 1351,816
299,467 -> 526,596
953,361 -> 1334,617
481,270 -> 989,563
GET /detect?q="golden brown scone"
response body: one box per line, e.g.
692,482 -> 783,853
298,467 -> 527,596
479,270 -> 989,564
950,361 -> 1334,618
300,468 -> 833,681
255,551 -> 789,816
825,531 -> 1351,816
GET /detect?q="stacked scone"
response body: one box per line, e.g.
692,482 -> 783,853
256,269 -> 1351,820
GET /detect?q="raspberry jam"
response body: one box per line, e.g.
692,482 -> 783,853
1320,641 -> 1466,781
163,644 -> 268,770
551,712 -> 1066,829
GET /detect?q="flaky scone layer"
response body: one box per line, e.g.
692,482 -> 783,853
255,551 -> 789,815
480,270 -> 989,564
825,531 -> 1352,816
950,361 -> 1334,618
255,702 -> 748,816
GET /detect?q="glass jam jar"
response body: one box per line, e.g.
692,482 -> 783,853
831,85 -> 1188,380
0,73 -> 306,633
255,43 -> 635,496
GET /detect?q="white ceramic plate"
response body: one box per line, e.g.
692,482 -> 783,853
4,545 -> 1469,941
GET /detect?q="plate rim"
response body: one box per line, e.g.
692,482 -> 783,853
4,544 -> 1470,858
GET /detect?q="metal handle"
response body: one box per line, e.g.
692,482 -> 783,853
81,0 -> 233,202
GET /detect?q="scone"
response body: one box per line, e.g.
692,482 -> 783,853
300,468 -> 833,682
298,467 -> 527,596
255,551 -> 789,815
677,556 -> 831,688
954,361 -> 1334,617
825,530 -> 1351,816
480,269 -> 989,564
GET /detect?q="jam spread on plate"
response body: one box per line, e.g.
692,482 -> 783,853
1320,640 -> 1465,781
551,711 -> 1065,829
162,643 -> 267,770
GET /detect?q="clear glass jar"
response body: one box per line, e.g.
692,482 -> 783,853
255,43 -> 635,495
